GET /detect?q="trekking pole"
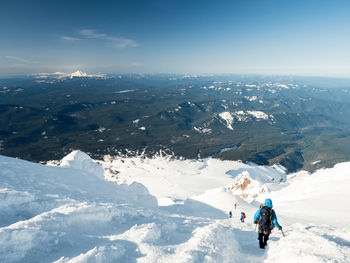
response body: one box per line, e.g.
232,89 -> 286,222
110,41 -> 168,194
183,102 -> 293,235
280,228 -> 285,237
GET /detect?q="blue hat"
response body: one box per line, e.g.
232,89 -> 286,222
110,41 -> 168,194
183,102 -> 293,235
264,198 -> 273,208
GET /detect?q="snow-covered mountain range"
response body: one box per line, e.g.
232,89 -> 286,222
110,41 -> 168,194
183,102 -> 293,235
1,151 -> 349,262
32,70 -> 106,79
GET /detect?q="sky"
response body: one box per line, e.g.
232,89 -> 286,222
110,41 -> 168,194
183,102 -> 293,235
1,0 -> 350,77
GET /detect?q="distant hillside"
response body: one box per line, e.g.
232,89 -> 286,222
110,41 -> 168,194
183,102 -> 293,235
1,73 -> 350,172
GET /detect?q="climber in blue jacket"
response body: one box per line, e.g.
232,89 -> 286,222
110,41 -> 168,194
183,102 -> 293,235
254,198 -> 282,249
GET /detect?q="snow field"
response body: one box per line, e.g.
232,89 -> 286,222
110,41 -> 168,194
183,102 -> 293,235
1,150 -> 350,262
102,156 -> 286,203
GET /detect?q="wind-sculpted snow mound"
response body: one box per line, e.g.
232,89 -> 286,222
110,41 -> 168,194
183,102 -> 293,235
0,155 -> 157,219
60,150 -> 104,179
0,152 -> 158,262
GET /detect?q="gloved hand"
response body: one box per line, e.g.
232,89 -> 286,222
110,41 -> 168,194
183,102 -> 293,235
279,226 -> 282,230
254,221 -> 257,224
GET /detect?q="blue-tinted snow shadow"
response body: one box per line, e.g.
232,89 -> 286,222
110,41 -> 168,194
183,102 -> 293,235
269,236 -> 281,242
305,226 -> 350,247
322,234 -> 350,247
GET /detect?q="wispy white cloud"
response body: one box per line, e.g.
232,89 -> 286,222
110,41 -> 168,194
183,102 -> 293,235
78,29 -> 106,39
77,29 -> 138,48
61,36 -> 81,41
5,56 -> 31,64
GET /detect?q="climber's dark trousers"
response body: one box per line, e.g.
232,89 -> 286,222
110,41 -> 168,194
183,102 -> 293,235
258,233 -> 269,248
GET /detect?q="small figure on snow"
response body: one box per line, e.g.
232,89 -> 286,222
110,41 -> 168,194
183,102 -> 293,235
254,198 -> 282,249
234,203 -> 237,210
229,211 -> 232,218
240,212 -> 246,222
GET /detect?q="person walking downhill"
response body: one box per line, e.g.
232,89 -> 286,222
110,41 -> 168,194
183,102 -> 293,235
254,198 -> 282,249
240,211 -> 246,222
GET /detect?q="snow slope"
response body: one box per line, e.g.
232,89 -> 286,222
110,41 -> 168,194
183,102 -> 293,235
1,151 -> 350,262
265,163 -> 350,228
101,156 -> 285,203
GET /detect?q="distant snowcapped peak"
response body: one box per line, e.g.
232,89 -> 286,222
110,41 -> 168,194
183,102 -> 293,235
69,70 -> 88,78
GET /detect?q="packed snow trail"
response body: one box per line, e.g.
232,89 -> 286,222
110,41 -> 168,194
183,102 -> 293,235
1,151 -> 350,262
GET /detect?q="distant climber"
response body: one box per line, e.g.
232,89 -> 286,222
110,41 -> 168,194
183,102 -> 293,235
234,203 -> 237,209
229,211 -> 232,218
254,198 -> 282,249
240,212 -> 246,222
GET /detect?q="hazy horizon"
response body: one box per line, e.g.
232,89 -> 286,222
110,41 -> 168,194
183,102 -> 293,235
3,71 -> 350,82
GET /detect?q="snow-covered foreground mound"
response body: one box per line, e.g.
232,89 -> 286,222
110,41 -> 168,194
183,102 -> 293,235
1,151 -> 350,262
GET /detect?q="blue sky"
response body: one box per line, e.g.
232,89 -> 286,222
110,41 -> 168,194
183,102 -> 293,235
1,0 -> 350,77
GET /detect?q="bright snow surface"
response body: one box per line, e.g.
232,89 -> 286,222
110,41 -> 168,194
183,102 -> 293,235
1,150 -> 349,262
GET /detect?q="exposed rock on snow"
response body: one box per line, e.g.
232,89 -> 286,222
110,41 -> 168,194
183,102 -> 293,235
226,171 -> 269,201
